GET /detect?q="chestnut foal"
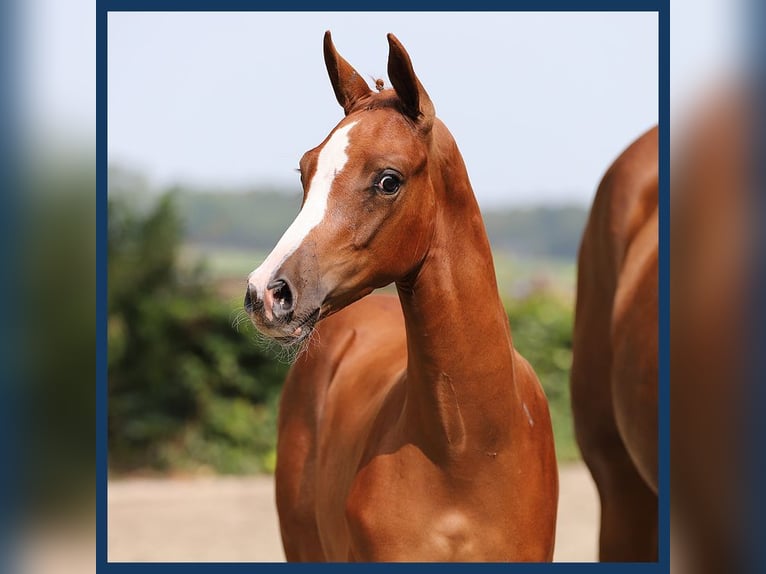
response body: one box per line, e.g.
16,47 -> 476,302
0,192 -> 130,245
245,32 -> 558,561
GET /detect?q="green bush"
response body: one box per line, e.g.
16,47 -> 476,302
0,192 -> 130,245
108,193 -> 287,474
506,292 -> 579,461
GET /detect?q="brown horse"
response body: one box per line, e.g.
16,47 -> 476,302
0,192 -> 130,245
244,32 -> 558,561
570,126 -> 658,561
670,87 -> 748,574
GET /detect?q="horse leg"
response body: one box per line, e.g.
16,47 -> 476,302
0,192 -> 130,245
571,239 -> 657,562
572,337 -> 657,560
587,434 -> 657,561
274,354 -> 328,561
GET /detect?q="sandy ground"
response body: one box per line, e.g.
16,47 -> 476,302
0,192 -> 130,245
107,462 -> 599,563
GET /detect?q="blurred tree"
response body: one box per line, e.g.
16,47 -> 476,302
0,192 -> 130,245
506,291 -> 578,461
108,193 -> 288,474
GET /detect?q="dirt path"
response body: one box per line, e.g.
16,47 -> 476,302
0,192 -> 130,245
108,462 -> 599,562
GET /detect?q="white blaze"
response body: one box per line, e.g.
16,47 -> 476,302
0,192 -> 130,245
248,120 -> 357,300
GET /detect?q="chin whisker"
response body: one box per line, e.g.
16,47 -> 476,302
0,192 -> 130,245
243,308 -> 321,365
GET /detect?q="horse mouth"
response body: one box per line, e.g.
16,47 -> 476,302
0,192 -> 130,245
274,308 -> 320,346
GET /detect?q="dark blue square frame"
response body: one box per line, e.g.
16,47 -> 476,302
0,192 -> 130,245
96,1 -> 669,572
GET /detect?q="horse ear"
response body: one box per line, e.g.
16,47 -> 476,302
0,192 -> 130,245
323,31 -> 372,115
386,33 -> 435,130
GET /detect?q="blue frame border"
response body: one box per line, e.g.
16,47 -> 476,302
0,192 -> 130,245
656,1 -> 669,569
96,0 -> 109,571
97,1 -> 669,572
103,1 -> 662,11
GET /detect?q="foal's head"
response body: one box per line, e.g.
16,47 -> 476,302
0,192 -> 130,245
246,32 -> 438,344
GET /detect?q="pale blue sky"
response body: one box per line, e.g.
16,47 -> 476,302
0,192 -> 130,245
23,2 -> 749,207
107,12 -> 658,207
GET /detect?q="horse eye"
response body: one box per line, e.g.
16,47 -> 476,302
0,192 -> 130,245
376,173 -> 401,195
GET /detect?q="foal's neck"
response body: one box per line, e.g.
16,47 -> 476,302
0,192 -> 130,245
396,122 -> 520,459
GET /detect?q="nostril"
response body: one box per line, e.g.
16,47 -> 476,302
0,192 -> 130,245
268,278 -> 294,318
274,283 -> 292,308
244,285 -> 263,313
244,288 -> 253,311
244,286 -> 257,313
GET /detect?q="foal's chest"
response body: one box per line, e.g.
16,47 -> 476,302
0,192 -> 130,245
341,447 -> 509,561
